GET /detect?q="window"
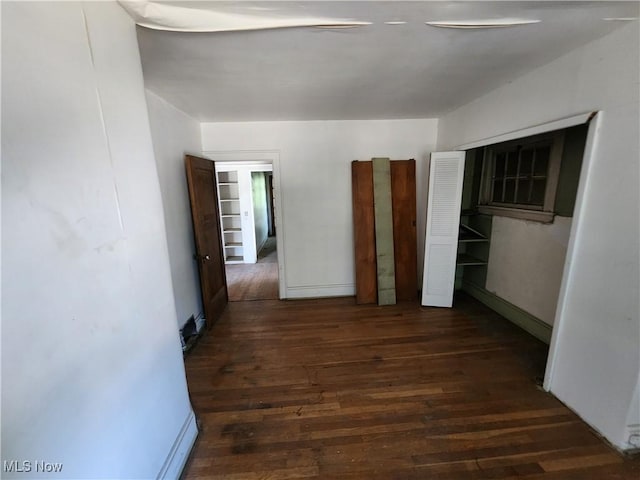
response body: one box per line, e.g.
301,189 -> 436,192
478,131 -> 564,222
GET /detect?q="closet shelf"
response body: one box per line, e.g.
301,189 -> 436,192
459,224 -> 488,242
456,253 -> 487,266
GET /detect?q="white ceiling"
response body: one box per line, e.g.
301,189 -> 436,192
136,1 -> 639,122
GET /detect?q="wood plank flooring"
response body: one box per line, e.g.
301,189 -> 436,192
225,237 -> 278,301
182,294 -> 639,479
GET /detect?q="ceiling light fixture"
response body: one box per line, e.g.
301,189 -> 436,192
384,21 -> 407,25
426,18 -> 540,29
603,17 -> 638,21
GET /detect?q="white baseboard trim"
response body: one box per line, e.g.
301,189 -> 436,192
285,283 -> 355,299
156,409 -> 198,480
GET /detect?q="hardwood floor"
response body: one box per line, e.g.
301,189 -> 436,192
182,294 -> 639,479
225,237 -> 278,301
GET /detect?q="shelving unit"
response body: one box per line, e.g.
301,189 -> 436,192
215,161 -> 274,265
217,170 -> 244,264
456,210 -> 492,290
457,222 -> 489,266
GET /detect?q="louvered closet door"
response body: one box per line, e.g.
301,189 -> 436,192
421,152 -> 466,307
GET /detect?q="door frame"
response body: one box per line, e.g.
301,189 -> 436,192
202,150 -> 286,300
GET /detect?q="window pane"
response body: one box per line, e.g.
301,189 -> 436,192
504,179 -> 516,203
516,178 -> 531,204
494,153 -> 506,177
492,179 -> 503,203
506,151 -> 518,175
520,149 -> 533,176
531,179 -> 546,205
534,146 -> 550,176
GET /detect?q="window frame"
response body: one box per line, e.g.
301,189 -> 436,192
477,131 -> 565,223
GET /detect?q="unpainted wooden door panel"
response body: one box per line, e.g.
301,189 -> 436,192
185,155 -> 228,325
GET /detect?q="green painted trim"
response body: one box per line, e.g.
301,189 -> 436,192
462,281 -> 552,344
372,157 -> 396,305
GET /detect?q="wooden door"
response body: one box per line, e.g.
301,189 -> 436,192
267,173 -> 276,237
352,159 -> 417,304
352,161 -> 377,304
185,155 -> 228,326
421,151 -> 466,308
391,160 -> 417,301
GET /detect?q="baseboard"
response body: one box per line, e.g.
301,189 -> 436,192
156,409 -> 198,480
256,236 -> 268,254
285,283 -> 355,299
462,281 -> 552,344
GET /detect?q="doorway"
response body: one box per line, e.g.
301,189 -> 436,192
210,156 -> 282,301
225,169 -> 278,301
225,235 -> 278,301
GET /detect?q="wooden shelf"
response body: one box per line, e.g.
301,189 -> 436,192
458,224 -> 489,243
218,169 -> 245,265
456,253 -> 487,266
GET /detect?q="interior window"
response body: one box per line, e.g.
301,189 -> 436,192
478,131 -> 564,222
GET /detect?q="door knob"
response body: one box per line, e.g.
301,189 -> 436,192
204,255 -> 210,261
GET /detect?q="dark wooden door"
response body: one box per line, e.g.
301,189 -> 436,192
267,173 -> 276,236
391,160 -> 417,301
185,155 -> 228,326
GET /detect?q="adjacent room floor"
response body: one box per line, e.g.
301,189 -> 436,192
181,293 -> 639,479
225,236 -> 278,301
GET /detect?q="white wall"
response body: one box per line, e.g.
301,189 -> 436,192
2,3 -> 196,478
201,119 -> 438,298
252,172 -> 269,253
146,90 -> 203,328
485,216 -> 572,326
437,22 -> 639,450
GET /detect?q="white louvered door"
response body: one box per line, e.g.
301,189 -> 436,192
421,151 -> 466,307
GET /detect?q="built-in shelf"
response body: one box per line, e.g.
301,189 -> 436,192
217,169 -> 245,264
459,224 -> 489,242
457,215 -> 491,269
456,253 -> 488,266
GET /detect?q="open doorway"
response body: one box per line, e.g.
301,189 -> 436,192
214,161 -> 280,301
